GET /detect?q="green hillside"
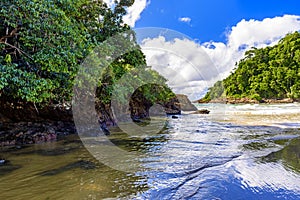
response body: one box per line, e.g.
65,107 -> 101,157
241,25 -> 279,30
202,31 -> 300,102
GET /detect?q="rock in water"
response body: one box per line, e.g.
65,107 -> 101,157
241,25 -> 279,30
191,109 -> 210,114
165,94 -> 197,115
132,116 -> 142,123
175,94 -> 198,112
98,119 -> 110,135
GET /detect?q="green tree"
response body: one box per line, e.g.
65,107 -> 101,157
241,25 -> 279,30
0,0 -> 140,104
224,32 -> 300,100
0,0 -> 176,122
202,31 -> 300,101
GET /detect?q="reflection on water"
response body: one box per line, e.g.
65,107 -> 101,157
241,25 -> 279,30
0,135 -> 148,200
1,103 -> 300,199
263,137 -> 300,173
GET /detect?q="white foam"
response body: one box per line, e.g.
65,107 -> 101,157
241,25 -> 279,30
195,103 -> 300,128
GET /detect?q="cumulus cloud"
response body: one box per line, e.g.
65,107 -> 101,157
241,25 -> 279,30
102,0 -> 115,8
123,0 -> 149,27
103,0 -> 149,27
141,36 -> 217,100
179,17 -> 191,23
202,15 -> 300,80
139,15 -> 300,100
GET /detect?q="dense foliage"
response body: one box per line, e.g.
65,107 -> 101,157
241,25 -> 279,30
0,0 -> 175,108
201,80 -> 224,102
204,31 -> 300,101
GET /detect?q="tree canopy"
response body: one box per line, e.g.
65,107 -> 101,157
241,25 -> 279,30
203,31 -> 300,101
0,0 -> 175,108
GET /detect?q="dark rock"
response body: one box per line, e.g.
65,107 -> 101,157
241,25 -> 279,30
175,94 -> 198,111
98,119 -> 110,135
262,98 -> 294,104
191,109 -> 210,114
132,116 -> 142,123
0,121 -> 76,146
165,94 -> 197,114
195,98 -> 210,103
165,108 -> 181,115
172,115 -> 179,119
0,113 -> 11,122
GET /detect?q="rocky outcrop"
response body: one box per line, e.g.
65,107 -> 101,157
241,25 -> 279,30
191,109 -> 210,114
174,94 -> 198,112
226,97 -> 296,104
0,93 -> 195,146
0,121 -> 76,146
226,98 -> 260,104
208,98 -> 227,103
261,98 -> 295,104
164,96 -> 181,115
129,93 -> 192,117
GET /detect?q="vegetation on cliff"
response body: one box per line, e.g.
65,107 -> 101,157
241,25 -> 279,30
201,31 -> 300,102
0,0 -> 176,121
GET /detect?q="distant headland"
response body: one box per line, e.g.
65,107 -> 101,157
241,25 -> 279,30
197,31 -> 300,104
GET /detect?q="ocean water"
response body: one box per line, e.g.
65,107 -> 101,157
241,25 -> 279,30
1,103 -> 300,199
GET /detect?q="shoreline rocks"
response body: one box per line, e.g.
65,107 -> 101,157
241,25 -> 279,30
0,94 -> 197,146
0,121 -> 76,146
191,109 -> 210,114
197,97 -> 298,104
175,94 -> 198,112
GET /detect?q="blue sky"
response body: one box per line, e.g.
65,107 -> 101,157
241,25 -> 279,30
135,0 -> 300,43
104,0 -> 300,100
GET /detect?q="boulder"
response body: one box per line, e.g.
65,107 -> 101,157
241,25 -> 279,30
175,94 -> 198,111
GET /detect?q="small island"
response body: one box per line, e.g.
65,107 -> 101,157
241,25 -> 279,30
197,32 -> 300,104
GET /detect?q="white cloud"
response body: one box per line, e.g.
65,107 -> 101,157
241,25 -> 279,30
139,15 -> 300,100
179,17 -> 191,23
203,15 -> 300,79
123,0 -> 149,27
103,0 -> 149,27
228,15 -> 300,49
102,0 -> 115,8
141,36 -> 217,100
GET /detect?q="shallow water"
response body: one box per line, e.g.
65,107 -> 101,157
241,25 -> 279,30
1,104 -> 300,199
